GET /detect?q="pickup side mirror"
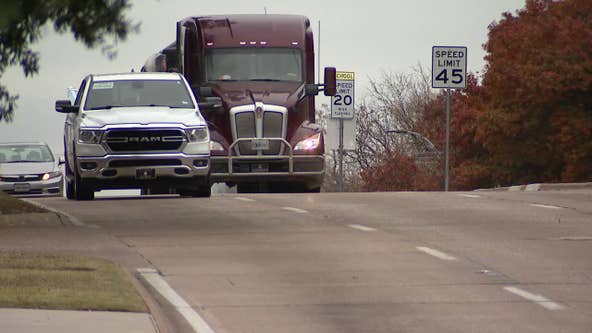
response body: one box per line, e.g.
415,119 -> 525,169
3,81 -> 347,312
198,96 -> 224,115
55,100 -> 78,113
323,67 -> 337,96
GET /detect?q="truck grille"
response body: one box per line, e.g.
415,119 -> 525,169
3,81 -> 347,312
231,104 -> 287,156
105,129 -> 185,152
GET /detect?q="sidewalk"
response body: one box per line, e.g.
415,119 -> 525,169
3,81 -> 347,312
0,211 -> 160,333
0,308 -> 156,333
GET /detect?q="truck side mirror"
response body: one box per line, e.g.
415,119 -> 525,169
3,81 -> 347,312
55,100 -> 78,113
323,67 -> 337,96
304,84 -> 319,96
198,86 -> 214,97
198,96 -> 224,115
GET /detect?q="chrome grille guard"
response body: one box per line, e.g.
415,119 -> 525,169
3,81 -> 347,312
211,137 -> 325,178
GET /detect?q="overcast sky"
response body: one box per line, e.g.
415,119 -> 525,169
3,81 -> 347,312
0,0 -> 525,155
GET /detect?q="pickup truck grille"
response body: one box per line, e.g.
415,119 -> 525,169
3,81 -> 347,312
105,129 -> 185,152
231,104 -> 287,156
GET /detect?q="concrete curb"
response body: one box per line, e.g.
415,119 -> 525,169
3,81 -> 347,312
476,182 -> 592,192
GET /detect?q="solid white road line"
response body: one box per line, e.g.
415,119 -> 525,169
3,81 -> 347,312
530,203 -> 562,210
282,207 -> 308,214
137,268 -> 216,333
458,194 -> 481,198
234,197 -> 255,202
503,286 -> 564,311
416,246 -> 458,261
348,224 -> 377,232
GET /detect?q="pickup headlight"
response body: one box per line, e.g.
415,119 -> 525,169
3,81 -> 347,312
294,133 -> 321,150
78,129 -> 103,144
185,127 -> 209,142
42,171 -> 62,180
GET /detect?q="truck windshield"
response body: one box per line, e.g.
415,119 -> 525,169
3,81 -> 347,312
205,48 -> 303,82
84,79 -> 195,110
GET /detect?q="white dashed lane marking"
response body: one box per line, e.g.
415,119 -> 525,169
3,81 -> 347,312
416,246 -> 457,261
530,203 -> 562,210
504,286 -> 564,311
458,194 -> 481,198
348,224 -> 377,232
234,197 -> 256,202
282,207 -> 308,214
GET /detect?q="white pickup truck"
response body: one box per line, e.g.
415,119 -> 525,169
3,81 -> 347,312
55,72 -> 211,200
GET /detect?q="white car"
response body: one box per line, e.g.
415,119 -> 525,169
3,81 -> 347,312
55,72 -> 211,200
0,142 -> 64,197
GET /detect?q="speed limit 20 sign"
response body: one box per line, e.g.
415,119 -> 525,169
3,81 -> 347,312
432,46 -> 467,89
331,71 -> 355,119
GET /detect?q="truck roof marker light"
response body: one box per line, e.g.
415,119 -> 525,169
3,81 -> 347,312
240,41 -> 247,45
249,41 -> 257,45
206,42 -> 214,46
291,41 -> 299,46
260,41 -> 267,45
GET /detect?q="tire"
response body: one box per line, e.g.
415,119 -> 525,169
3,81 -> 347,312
179,185 -> 211,198
237,182 -> 269,193
64,159 -> 76,199
63,141 -> 76,199
72,156 -> 94,201
74,173 -> 94,200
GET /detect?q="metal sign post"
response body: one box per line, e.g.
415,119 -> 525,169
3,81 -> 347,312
432,46 -> 467,192
331,71 -> 355,192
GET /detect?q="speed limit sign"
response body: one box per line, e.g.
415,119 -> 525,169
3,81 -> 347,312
432,46 -> 467,89
331,71 -> 355,119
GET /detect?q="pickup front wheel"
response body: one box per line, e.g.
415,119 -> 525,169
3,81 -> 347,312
72,158 -> 94,201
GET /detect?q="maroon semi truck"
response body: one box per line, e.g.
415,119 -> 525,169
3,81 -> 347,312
143,14 -> 336,192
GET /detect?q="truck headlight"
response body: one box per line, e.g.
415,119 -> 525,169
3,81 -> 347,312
185,127 -> 209,142
210,141 -> 225,151
294,133 -> 321,150
42,171 -> 62,180
78,130 -> 103,144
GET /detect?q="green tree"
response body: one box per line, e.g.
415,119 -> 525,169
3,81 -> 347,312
0,0 -> 139,122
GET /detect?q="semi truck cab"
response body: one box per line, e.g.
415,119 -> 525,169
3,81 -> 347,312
144,14 -> 336,192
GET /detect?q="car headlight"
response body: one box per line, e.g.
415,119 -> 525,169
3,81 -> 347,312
42,171 -> 62,180
78,129 -> 103,144
210,141 -> 225,151
294,133 -> 321,150
185,127 -> 209,142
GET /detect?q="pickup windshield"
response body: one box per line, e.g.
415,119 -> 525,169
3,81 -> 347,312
84,79 -> 195,110
205,48 -> 303,82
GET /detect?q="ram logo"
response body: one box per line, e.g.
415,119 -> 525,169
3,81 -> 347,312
129,136 -> 162,143
107,136 -> 163,143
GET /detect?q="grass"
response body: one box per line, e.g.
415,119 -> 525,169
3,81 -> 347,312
0,251 -> 147,312
0,191 -> 47,215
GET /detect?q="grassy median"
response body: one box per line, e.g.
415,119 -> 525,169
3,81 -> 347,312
0,192 -> 47,215
0,251 -> 147,312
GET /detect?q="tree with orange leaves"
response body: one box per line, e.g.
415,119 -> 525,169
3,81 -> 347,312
478,0 -> 592,184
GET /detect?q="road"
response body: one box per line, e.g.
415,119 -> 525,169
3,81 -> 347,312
33,189 -> 592,333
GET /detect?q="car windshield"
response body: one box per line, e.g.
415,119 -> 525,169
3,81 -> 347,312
0,144 -> 54,163
84,79 -> 195,110
205,48 -> 303,82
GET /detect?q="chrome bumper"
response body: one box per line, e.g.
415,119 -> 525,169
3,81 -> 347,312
210,138 -> 325,181
0,177 -> 63,197
76,153 -> 210,179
